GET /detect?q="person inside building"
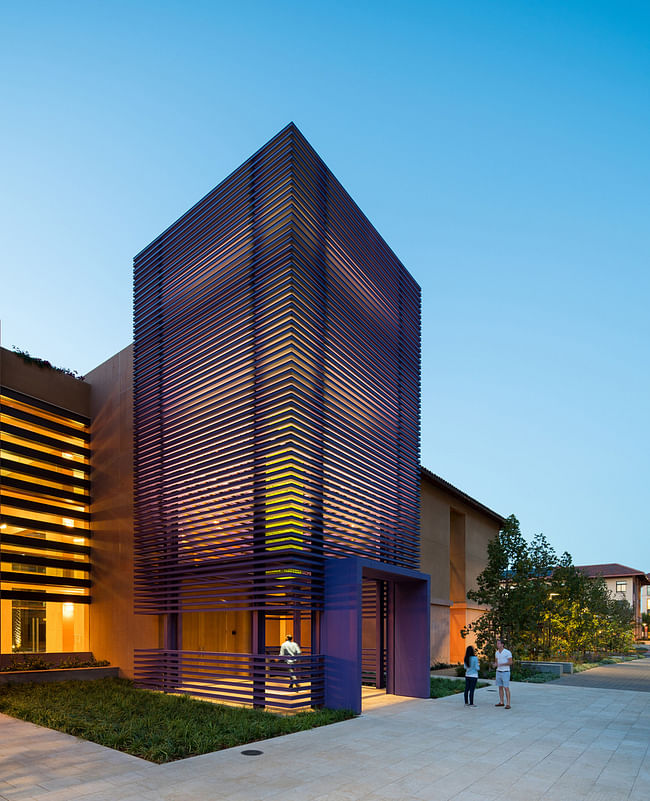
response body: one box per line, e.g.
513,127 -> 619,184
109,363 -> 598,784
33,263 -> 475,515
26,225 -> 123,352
279,634 -> 301,691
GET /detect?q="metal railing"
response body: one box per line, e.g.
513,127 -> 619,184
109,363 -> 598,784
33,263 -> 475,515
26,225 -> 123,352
134,649 -> 324,711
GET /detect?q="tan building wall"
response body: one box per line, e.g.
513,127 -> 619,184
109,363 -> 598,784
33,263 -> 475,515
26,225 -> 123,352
603,577 -> 635,609
420,470 -> 502,665
86,344 -> 159,676
602,575 -> 646,636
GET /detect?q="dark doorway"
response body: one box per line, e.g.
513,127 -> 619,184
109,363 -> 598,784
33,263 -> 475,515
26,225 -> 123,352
361,578 -> 388,689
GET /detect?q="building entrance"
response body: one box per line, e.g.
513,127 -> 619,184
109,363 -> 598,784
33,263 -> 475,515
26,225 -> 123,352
12,600 -> 46,653
322,557 -> 430,713
362,578 -> 388,689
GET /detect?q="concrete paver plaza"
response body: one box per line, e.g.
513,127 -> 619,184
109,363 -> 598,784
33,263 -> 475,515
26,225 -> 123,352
1,658 -> 649,801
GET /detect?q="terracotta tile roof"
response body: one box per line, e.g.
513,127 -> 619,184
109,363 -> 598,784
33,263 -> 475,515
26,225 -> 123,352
577,563 -> 649,582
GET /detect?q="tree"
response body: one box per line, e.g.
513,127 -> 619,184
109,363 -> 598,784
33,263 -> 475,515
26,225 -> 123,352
467,515 -> 636,661
466,515 -> 557,658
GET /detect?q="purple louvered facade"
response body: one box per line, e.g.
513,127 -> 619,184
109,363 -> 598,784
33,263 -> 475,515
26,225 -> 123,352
132,124 -> 427,711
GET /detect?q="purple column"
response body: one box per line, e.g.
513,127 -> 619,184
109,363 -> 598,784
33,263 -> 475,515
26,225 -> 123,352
322,557 -> 430,713
322,559 -> 363,713
393,577 -> 430,698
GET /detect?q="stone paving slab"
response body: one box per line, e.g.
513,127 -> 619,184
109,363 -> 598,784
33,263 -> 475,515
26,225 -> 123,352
1,673 -> 650,801
554,657 -> 650,691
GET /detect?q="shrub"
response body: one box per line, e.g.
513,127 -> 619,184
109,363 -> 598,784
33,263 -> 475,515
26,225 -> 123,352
0,656 -> 110,672
430,677 -> 489,698
58,657 -> 110,669
479,660 -> 495,679
11,347 -> 83,380
0,678 -> 354,763
1,655 -> 49,672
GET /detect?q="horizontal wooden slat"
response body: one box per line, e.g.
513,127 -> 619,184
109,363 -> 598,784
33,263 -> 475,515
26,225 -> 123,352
1,571 -> 91,589
134,650 -> 324,711
0,551 -> 90,572
132,124 -> 421,706
0,532 -> 90,556
0,590 -> 91,604
0,387 -> 89,426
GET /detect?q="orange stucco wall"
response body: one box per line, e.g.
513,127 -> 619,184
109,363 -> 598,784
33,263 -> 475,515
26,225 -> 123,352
420,473 -> 500,664
86,344 -> 159,676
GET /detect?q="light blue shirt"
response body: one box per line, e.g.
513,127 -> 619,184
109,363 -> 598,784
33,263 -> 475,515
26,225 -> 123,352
465,655 -> 479,678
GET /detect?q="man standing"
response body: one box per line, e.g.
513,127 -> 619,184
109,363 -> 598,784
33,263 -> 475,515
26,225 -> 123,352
493,638 -> 513,709
279,634 -> 301,690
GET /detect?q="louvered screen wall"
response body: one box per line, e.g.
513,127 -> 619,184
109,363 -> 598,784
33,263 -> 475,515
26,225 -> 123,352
133,123 -> 420,617
0,386 -> 91,656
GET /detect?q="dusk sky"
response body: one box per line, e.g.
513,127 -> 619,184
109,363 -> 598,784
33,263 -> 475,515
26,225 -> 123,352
1,1 -> 648,570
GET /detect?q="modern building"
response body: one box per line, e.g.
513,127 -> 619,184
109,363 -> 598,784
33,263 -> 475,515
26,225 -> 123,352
1,347 -> 503,697
419,468 -> 504,664
129,122 -> 429,713
577,563 -> 649,638
0,348 -> 91,662
0,124 -> 504,710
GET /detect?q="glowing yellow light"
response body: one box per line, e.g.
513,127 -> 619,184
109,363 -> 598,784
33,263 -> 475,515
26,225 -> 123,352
62,603 -> 74,618
61,452 -> 75,460
62,518 -> 75,528
0,523 -> 6,529
73,537 -> 85,544
266,568 -> 304,577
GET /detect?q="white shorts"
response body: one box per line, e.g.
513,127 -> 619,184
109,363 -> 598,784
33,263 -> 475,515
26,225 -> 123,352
496,670 -> 510,688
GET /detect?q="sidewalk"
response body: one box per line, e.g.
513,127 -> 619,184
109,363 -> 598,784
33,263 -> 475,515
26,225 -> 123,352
1,669 -> 649,801
554,656 -> 650,691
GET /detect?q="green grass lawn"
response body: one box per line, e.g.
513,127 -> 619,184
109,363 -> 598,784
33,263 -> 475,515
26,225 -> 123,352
0,678 -> 354,763
430,677 -> 489,698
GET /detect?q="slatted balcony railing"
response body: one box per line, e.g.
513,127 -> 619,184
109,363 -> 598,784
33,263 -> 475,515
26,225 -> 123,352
134,650 -> 324,711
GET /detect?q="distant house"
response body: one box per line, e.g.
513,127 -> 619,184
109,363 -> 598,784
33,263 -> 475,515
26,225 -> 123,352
420,469 -> 505,664
641,583 -> 650,639
577,563 -> 650,638
642,583 -> 650,615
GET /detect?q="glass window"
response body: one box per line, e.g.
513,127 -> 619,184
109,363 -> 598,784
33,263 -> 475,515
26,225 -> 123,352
616,581 -> 627,593
8,597 -> 88,653
12,599 -> 46,652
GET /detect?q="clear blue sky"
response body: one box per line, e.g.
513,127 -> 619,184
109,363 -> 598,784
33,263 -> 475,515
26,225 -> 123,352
1,1 -> 648,570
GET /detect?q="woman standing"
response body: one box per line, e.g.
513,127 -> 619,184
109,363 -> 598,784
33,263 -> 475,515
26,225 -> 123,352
463,645 -> 479,706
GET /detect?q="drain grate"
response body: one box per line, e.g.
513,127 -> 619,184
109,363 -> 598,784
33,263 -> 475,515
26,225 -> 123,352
241,749 -> 264,756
